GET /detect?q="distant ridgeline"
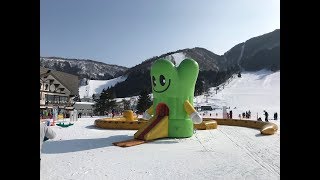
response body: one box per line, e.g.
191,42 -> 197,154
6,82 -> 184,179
108,29 -> 280,97
40,57 -> 128,81
41,29 -> 279,98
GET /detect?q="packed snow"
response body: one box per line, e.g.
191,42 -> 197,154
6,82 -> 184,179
79,76 -> 127,98
41,70 -> 280,180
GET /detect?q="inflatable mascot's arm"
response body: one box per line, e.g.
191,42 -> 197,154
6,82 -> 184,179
142,104 -> 154,120
184,100 -> 202,124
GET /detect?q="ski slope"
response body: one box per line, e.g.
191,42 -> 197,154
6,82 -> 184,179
79,76 -> 127,98
195,69 -> 280,120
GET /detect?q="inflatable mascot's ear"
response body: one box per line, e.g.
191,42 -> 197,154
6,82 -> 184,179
136,58 -> 202,140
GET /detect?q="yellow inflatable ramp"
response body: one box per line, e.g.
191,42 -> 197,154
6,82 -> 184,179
113,139 -> 147,147
204,118 -> 278,135
194,120 -> 218,130
134,115 -> 168,141
260,123 -> 278,135
94,119 -> 146,130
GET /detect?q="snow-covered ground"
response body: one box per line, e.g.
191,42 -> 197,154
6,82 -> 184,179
41,117 -> 279,180
41,70 -> 280,180
79,76 -> 127,98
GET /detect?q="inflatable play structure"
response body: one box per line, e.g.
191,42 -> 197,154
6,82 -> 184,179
102,110 -> 138,121
95,116 -> 276,135
94,58 -> 278,147
94,110 -> 141,130
209,118 -> 278,135
56,122 -> 74,127
95,59 -> 216,134
133,58 -> 203,141
95,116 -> 217,130
56,110 -> 78,127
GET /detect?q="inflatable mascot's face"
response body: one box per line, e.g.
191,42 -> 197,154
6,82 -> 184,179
150,58 -> 199,137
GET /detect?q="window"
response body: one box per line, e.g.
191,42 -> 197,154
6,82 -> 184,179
54,95 -> 59,104
60,96 -> 67,103
45,94 -> 48,104
46,94 -> 54,104
45,84 -> 48,90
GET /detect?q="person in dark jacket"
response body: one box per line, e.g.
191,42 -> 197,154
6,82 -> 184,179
274,112 -> 278,120
264,110 -> 269,122
229,110 -> 233,119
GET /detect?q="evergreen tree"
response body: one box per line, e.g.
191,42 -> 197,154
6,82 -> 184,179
93,88 -> 117,115
195,78 -> 204,96
104,88 -> 117,112
136,89 -> 152,114
122,99 -> 131,110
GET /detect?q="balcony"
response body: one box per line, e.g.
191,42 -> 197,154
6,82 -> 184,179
44,101 -> 70,106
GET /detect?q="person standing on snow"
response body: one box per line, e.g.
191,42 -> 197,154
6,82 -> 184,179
40,120 -> 56,169
274,112 -> 278,120
264,110 -> 269,122
112,109 -> 115,118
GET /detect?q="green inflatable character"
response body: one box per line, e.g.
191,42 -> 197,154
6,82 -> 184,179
134,58 -> 202,140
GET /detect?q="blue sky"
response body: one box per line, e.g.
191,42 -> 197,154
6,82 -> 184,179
40,0 -> 280,68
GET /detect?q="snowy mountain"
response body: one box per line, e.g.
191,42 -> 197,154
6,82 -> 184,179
43,29 -> 279,98
224,29 -> 280,71
40,57 -> 128,81
106,48 -> 234,98
108,29 -> 280,97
